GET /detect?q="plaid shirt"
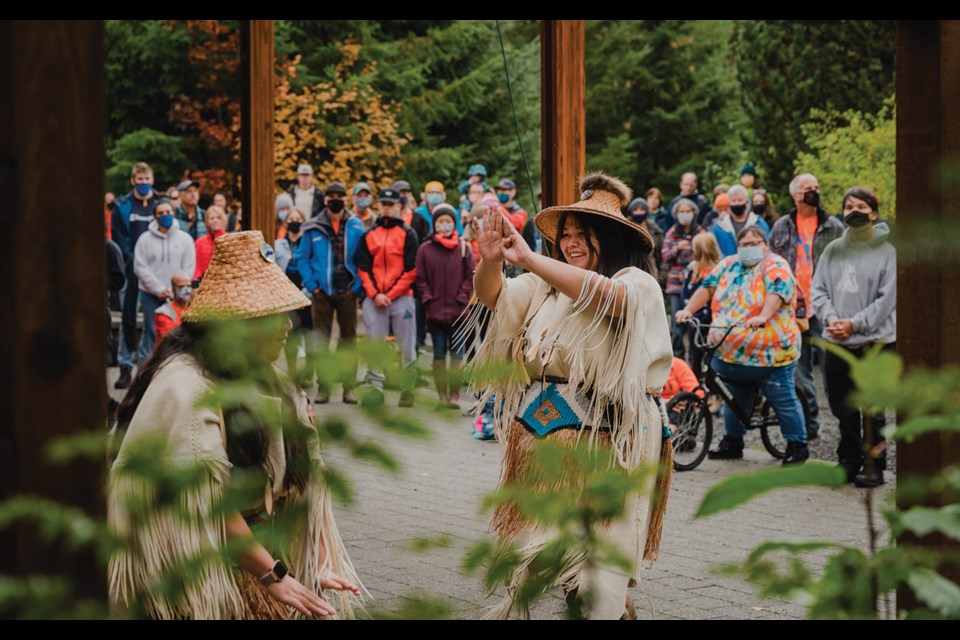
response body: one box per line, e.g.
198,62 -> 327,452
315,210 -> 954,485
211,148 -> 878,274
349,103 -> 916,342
769,207 -> 844,276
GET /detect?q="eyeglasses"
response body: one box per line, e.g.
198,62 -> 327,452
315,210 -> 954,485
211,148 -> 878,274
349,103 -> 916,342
738,241 -> 765,248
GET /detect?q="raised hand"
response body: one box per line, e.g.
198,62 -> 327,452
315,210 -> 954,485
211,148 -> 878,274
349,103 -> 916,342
475,208 -> 506,262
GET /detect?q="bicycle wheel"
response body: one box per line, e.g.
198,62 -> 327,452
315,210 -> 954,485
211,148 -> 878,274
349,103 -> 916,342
667,391 -> 712,471
759,390 -> 810,459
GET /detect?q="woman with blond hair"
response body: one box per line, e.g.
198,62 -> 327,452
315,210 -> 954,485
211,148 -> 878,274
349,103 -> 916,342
681,233 -> 722,376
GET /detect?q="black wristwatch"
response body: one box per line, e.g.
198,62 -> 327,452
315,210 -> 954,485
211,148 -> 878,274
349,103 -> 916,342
259,560 -> 289,587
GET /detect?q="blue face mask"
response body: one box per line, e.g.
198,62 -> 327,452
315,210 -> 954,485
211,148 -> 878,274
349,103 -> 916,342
157,214 -> 174,229
355,196 -> 372,210
497,193 -> 510,204
135,183 -> 152,198
427,193 -> 445,207
278,209 -> 289,222
738,245 -> 764,266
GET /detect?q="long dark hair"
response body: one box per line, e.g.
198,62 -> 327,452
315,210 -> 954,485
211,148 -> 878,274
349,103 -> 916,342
115,322 -> 312,492
553,211 -> 656,277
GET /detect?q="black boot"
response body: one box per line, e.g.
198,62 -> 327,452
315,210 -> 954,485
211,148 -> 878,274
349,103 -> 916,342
708,436 -> 744,460
782,440 -> 809,465
854,464 -> 885,488
114,365 -> 132,390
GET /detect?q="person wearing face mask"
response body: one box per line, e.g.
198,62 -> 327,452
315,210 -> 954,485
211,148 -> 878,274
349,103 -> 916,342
355,188 -> 421,408
495,179 -> 528,233
287,164 -> 325,219
677,225 -> 808,465
132,199 -> 197,362
274,193 -> 294,239
663,198 -> 706,359
770,173 -> 843,441
700,192 -> 730,232
175,179 -> 207,241
414,180 -> 452,233
626,197 -> 665,287
299,184 -> 366,405
275,208 -> 316,389
391,180 -> 431,245
154,272 -> 194,346
111,162 -> 162,389
350,182 -> 378,231
667,172 -> 712,227
711,184 -> 770,258
811,186 -> 895,488
193,206 -> 228,284
752,189 -> 779,227
415,204 -> 476,409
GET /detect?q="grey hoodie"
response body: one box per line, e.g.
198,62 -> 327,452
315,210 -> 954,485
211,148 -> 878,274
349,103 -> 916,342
134,219 -> 197,298
811,222 -> 896,347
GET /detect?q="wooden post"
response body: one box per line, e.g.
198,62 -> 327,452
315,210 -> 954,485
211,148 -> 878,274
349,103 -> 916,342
895,19 -> 960,609
240,20 -> 276,240
0,20 -> 106,600
541,20 -> 585,209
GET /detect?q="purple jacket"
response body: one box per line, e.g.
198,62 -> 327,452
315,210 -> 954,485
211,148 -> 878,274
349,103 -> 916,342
415,237 -> 476,326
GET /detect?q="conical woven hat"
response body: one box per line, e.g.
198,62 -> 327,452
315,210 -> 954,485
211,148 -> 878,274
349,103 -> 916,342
182,231 -> 310,322
535,172 -> 654,253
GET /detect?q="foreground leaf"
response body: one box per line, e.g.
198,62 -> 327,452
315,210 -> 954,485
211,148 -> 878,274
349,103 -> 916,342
697,462 -> 846,517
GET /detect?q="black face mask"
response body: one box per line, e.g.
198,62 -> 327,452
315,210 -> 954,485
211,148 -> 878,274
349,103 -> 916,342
753,204 -> 766,216
286,221 -> 302,233
630,212 -> 648,224
844,211 -> 872,228
328,199 -> 345,213
730,204 -> 747,216
802,190 -> 820,208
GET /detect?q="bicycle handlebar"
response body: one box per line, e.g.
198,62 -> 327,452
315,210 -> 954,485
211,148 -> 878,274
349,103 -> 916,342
679,316 -> 763,351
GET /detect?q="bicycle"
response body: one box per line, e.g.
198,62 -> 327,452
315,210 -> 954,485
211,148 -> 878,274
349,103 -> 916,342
668,318 -> 811,471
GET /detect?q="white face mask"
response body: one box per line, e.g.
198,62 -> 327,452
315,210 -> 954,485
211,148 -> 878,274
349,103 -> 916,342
677,212 -> 695,227
435,221 -> 455,236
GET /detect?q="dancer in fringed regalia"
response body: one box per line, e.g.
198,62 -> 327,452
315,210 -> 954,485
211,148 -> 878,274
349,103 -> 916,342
463,173 -> 674,619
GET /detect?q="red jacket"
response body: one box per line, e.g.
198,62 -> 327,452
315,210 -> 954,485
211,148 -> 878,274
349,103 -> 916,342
662,357 -> 703,401
355,216 -> 418,300
194,229 -> 227,281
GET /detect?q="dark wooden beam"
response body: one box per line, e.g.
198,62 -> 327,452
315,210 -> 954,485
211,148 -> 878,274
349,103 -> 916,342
541,20 -> 585,210
0,20 -> 106,600
895,18 -> 960,610
240,20 -> 276,240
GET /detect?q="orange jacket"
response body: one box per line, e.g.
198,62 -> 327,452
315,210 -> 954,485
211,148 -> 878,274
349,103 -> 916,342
662,357 -> 702,401
355,216 -> 418,300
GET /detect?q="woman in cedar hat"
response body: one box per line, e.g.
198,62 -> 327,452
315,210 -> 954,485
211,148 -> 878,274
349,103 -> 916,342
109,231 -> 362,619
464,172 -> 674,619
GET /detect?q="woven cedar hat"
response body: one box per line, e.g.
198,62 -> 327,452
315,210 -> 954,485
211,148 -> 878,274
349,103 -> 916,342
535,172 -> 654,253
182,231 -> 310,322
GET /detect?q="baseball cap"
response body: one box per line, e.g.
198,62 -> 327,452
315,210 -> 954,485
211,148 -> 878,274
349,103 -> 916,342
325,182 -> 347,196
297,164 -> 314,175
392,180 -> 412,192
496,179 -> 517,190
177,179 -> 200,191
378,188 -> 402,204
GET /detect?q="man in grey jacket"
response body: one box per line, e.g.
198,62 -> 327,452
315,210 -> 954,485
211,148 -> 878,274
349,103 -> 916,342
770,173 -> 844,439
811,186 -> 895,488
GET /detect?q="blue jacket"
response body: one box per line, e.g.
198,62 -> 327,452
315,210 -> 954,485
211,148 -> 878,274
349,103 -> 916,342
712,212 -> 771,257
110,189 -> 160,264
299,212 -> 366,296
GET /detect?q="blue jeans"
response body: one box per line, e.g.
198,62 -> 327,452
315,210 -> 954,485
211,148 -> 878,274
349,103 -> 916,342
137,291 -> 164,363
668,294 -> 686,358
429,323 -> 464,361
712,357 -> 806,443
795,315 -> 823,433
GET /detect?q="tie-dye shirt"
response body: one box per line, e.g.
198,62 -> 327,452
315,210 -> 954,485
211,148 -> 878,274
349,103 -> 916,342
701,253 -> 801,367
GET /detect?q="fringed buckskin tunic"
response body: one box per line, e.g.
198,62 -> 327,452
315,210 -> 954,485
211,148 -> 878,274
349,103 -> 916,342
463,267 -> 673,619
107,353 -> 362,619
